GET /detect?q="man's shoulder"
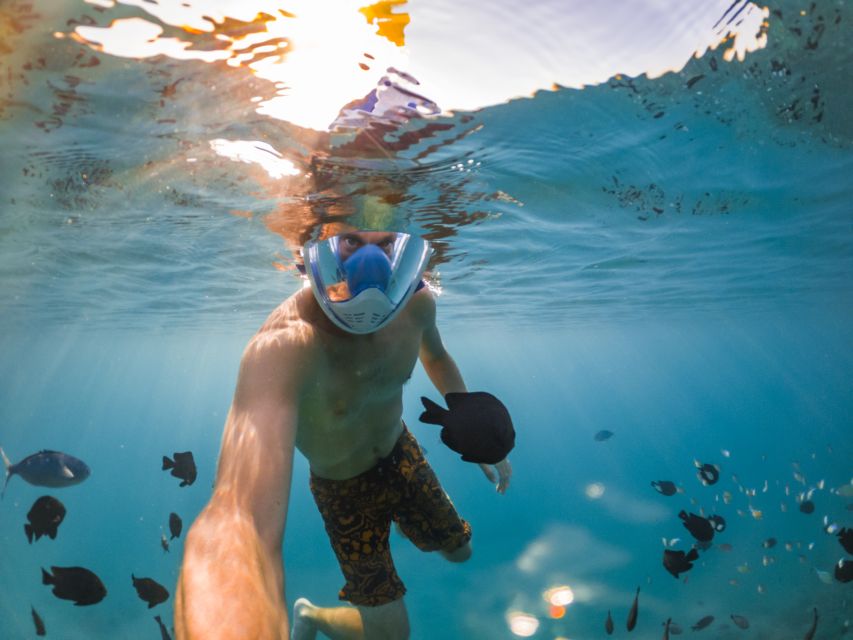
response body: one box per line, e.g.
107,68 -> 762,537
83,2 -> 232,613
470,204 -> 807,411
407,285 -> 437,327
248,291 -> 318,355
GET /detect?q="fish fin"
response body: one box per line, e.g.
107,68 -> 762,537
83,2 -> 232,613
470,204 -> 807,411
162,456 -> 174,470
180,479 -> 188,487
686,548 -> 699,561
418,396 -> 448,425
41,568 -> 52,585
148,602 -> 156,609
25,524 -> 33,544
48,526 -> 57,540
61,465 -> 74,479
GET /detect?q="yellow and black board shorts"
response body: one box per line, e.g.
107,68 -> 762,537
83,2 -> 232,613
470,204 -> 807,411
309,427 -> 472,606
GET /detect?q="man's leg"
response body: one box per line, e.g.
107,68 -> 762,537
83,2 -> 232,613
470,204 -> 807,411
291,597 -> 409,640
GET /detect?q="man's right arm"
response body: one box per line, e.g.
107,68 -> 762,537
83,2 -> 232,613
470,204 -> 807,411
175,332 -> 300,639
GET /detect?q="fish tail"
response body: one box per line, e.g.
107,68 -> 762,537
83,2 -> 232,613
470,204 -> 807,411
25,524 -> 33,544
162,456 -> 174,470
0,447 -> 10,499
41,568 -> 53,585
418,396 -> 448,425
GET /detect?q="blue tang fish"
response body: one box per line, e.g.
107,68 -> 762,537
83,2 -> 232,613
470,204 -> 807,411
1,448 -> 90,497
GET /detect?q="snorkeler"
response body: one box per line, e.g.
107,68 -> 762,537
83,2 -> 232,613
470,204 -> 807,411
175,229 -> 514,639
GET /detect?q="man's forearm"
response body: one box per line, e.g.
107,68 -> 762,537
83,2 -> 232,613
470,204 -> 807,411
176,508 -> 288,640
423,351 -> 467,396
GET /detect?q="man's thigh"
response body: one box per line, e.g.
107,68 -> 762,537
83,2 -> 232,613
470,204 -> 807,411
358,597 -> 410,640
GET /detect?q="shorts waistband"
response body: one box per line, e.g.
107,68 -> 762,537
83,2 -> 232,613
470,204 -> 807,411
310,425 -> 411,487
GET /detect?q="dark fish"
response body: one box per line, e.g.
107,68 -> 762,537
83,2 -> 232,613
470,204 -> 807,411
730,614 -> 749,629
686,74 -> 706,89
31,606 -> 46,636
652,480 -> 678,496
663,617 -> 671,639
594,430 -> 615,442
42,565 -> 107,606
25,495 -> 66,543
762,537 -> 777,549
160,533 -> 169,553
419,392 -> 515,464
132,574 -> 169,608
799,500 -> 815,514
155,615 -> 173,640
691,615 -> 714,631
605,609 -> 614,634
1,448 -> 90,497
836,558 -> 853,583
627,586 -> 640,631
169,512 -> 183,539
162,451 -> 197,487
663,548 -> 699,578
695,461 -> 719,486
837,528 -> 853,554
679,511 -> 715,543
708,514 -> 726,532
804,607 -> 818,640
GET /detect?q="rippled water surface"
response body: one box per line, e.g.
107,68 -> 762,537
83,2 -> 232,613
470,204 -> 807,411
1,0 -> 852,638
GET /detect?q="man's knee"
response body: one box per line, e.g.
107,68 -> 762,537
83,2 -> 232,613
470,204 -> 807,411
359,598 -> 410,640
441,540 -> 472,563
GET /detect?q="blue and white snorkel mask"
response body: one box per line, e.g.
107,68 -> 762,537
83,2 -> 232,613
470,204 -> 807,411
302,231 -> 432,334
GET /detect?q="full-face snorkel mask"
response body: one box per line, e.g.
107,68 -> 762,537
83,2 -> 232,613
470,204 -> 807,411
302,231 -> 433,334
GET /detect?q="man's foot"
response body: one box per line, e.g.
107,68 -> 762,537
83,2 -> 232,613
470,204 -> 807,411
291,597 -> 318,640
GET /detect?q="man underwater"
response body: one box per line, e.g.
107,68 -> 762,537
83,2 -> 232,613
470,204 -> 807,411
175,230 -> 513,639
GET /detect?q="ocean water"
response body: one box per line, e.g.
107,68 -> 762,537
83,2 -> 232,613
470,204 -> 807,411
1,1 -> 852,638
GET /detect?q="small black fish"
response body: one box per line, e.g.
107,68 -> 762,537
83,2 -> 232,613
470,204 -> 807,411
663,548 -> 699,578
2,448 -> 90,497
419,392 -> 515,464
651,480 -> 678,496
695,461 -> 719,486
730,614 -> 749,629
799,500 -> 815,514
169,512 -> 183,539
154,615 -> 173,640
708,514 -> 726,532
605,609 -> 614,634
31,606 -> 46,636
679,510 -> 715,543
162,451 -> 197,487
594,430 -> 615,442
42,566 -> 107,606
691,615 -> 714,631
627,586 -> 640,631
132,574 -> 169,608
804,607 -> 818,640
160,533 -> 169,553
838,528 -> 853,554
762,537 -> 777,549
836,558 -> 853,583
25,495 -> 66,543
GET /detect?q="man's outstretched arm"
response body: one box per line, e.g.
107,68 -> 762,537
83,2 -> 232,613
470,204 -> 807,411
176,333 -> 300,639
415,291 -> 512,494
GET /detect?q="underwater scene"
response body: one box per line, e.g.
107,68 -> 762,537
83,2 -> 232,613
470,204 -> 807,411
1,0 -> 852,638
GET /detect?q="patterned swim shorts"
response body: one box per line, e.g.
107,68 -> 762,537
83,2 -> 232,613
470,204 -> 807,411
309,427 -> 472,607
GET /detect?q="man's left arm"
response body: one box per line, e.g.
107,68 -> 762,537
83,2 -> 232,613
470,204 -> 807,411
416,291 -> 512,494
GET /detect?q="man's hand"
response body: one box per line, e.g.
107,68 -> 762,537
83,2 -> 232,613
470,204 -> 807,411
479,458 -> 512,494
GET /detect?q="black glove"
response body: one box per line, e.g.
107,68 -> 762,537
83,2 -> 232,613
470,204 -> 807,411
419,391 -> 515,464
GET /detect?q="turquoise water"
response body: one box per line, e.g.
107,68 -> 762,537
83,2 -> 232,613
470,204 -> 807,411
1,0 -> 852,638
